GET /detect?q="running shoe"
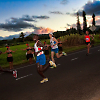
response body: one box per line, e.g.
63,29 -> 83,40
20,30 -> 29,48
44,78 -> 48,82
62,52 -> 67,56
13,70 -> 17,78
49,61 -> 56,68
40,78 -> 48,84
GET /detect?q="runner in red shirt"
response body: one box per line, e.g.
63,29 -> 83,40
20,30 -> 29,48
84,30 -> 94,56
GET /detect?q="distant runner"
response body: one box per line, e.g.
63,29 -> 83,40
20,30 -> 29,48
84,30 -> 94,56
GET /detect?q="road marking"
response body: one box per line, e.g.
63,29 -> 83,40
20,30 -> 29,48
16,63 -> 36,70
71,57 -> 78,61
16,74 -> 33,80
57,64 -> 61,66
98,50 -> 100,51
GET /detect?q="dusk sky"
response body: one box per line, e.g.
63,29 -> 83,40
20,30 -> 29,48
0,0 -> 100,37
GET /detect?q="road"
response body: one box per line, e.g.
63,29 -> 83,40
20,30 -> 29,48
0,46 -> 100,100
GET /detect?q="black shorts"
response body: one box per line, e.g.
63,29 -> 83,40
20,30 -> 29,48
44,50 -> 49,55
58,46 -> 63,51
27,54 -> 33,60
86,42 -> 90,45
7,57 -> 13,62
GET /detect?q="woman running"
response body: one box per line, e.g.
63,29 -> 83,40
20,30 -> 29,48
2,46 -> 17,69
44,41 -> 50,60
49,33 -> 66,68
21,44 -> 34,64
84,30 -> 94,56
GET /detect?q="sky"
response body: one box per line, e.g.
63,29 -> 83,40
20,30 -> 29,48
0,0 -> 100,37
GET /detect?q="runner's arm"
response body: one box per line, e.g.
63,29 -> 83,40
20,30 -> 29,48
53,37 -> 58,46
90,35 -> 94,40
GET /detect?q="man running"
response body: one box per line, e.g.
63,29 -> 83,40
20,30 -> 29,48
84,30 -> 94,56
49,33 -> 66,68
33,34 -> 54,84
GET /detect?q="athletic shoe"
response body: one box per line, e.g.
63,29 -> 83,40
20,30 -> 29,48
49,61 -> 56,68
62,52 -> 67,56
40,78 -> 48,84
44,78 -> 48,82
13,70 -> 17,78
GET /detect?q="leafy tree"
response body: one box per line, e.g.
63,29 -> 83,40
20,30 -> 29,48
92,13 -> 95,26
77,12 -> 81,34
83,11 -> 87,33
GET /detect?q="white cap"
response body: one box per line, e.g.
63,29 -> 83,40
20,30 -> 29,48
49,33 -> 53,35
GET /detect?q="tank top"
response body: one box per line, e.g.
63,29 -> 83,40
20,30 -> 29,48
85,35 -> 90,42
50,37 -> 58,49
34,40 -> 44,56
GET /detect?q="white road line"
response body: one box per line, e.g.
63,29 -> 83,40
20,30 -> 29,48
16,74 -> 33,80
71,57 -> 78,61
57,64 -> 61,66
16,63 -> 36,70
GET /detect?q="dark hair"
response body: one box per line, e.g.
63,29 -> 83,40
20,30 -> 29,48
35,34 -> 39,37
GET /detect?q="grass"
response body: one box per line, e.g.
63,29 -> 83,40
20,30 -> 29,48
0,34 -> 100,68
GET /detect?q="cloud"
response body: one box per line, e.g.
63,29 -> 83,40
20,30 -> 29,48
34,27 -> 54,34
0,20 -> 38,32
77,0 -> 100,16
49,11 -> 63,14
0,15 -> 50,32
32,15 -> 50,19
66,1 -> 100,17
60,0 -> 68,5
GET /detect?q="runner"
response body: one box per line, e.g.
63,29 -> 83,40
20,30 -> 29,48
21,43 -> 34,64
84,30 -> 94,56
44,41 -> 50,60
49,33 -> 66,68
58,38 -> 67,54
33,34 -> 54,84
2,46 -> 17,69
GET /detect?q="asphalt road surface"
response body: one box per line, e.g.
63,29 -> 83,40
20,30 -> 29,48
0,46 -> 100,100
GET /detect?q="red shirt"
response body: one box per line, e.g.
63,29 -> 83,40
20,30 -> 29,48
85,35 -> 90,42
